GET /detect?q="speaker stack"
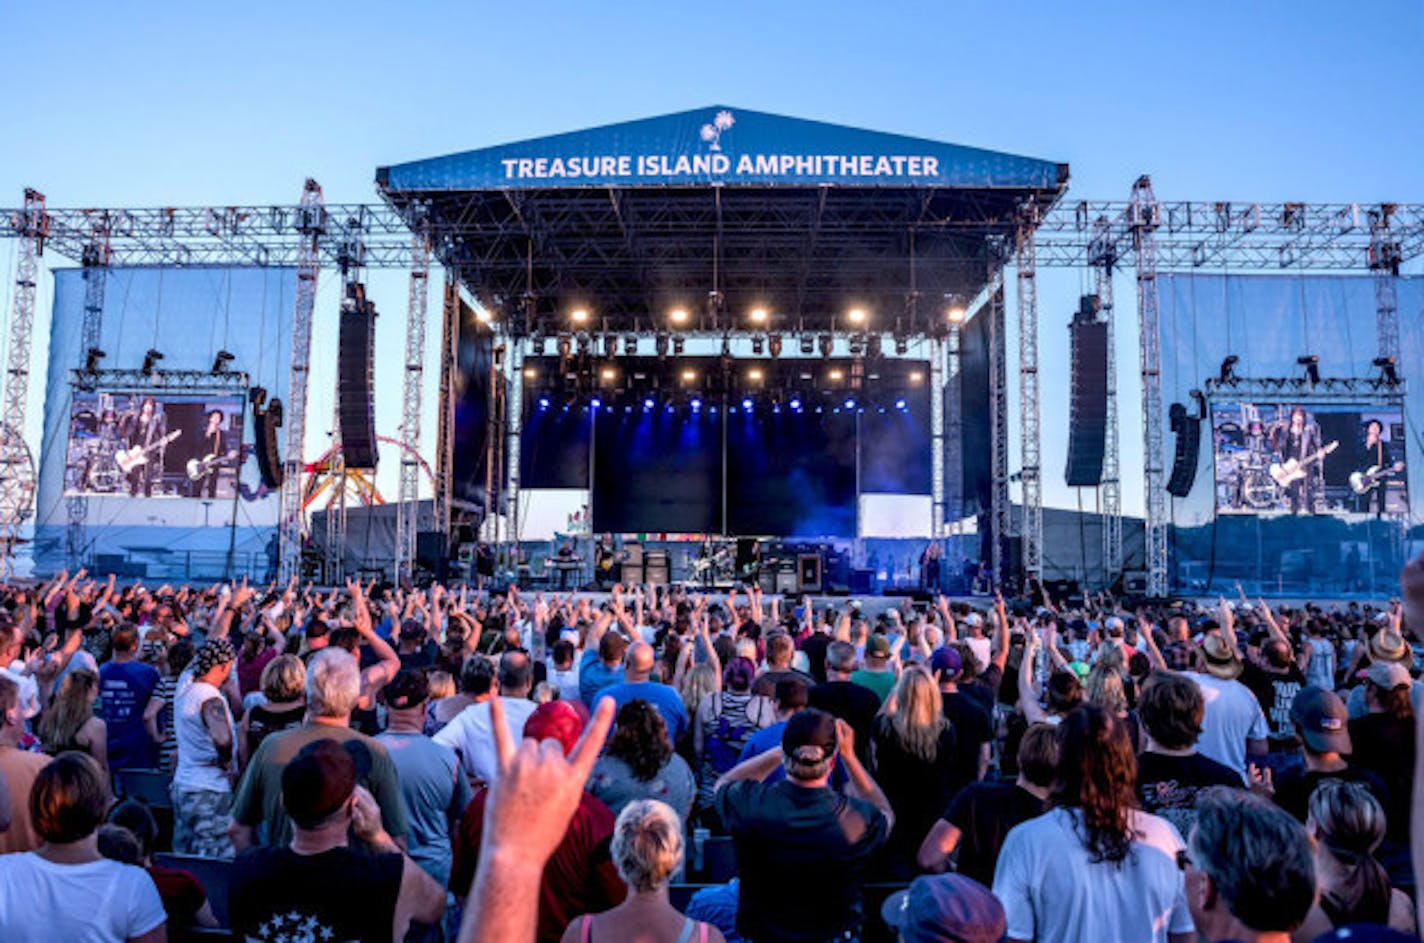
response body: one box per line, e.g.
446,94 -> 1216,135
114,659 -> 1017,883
338,284 -> 379,469
1166,403 -> 1202,497
1066,299 -> 1109,487
250,387 -> 284,489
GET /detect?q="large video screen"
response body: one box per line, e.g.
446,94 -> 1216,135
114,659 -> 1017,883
1211,401 -> 1408,517
65,391 -> 246,500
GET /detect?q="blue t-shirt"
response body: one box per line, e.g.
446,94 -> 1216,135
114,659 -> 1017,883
376,730 -> 471,887
100,659 -> 161,771
738,718 -> 848,787
594,680 -> 689,743
579,649 -> 625,707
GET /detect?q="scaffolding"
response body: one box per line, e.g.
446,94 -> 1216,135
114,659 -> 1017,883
395,225 -> 431,582
1089,216 -> 1123,586
0,191 -> 47,573
1015,213 -> 1042,585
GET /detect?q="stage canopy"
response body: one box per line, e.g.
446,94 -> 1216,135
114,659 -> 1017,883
377,106 -> 1067,332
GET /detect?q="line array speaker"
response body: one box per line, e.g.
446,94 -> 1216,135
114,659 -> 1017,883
250,387 -> 284,489
1166,403 -> 1202,497
1065,315 -> 1109,487
338,285 -> 379,469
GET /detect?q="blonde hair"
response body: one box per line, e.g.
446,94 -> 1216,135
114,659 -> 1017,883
40,668 -> 98,755
680,662 -> 719,718
880,666 -> 945,763
261,654 -> 306,703
1086,663 -> 1129,715
427,670 -> 455,700
611,799 -> 684,893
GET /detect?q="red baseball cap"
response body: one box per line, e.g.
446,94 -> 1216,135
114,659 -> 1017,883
523,700 -> 584,756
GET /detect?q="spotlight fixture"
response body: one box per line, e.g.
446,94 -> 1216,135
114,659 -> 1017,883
623,334 -> 639,356
828,368 -> 844,382
768,333 -> 783,358
751,335 -> 765,355
681,368 -> 697,383
789,397 -> 803,411
690,397 -> 703,411
590,396 -> 602,409
818,333 -> 834,358
909,371 -> 923,383
1218,355 -> 1239,384
747,368 -> 764,382
522,366 -> 538,380
741,397 -> 754,411
893,335 -> 909,356
844,397 -> 857,410
749,307 -> 769,325
1374,356 -> 1400,387
600,366 -> 616,382
538,395 -> 551,409
672,335 -> 686,356
210,349 -> 235,374
846,308 -> 868,326
1297,355 -> 1320,386
848,335 -> 866,357
141,348 -> 165,376
84,347 -> 106,373
669,307 -> 690,326
945,294 -> 967,324
576,334 -> 593,357
799,334 -> 815,356
895,398 -> 908,411
474,306 -> 493,324
570,308 -> 590,326
643,397 -> 655,411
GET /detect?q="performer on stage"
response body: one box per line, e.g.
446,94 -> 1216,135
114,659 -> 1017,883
1269,405 -> 1322,515
192,409 -> 235,499
1353,419 -> 1401,517
119,396 -> 167,497
920,541 -> 942,592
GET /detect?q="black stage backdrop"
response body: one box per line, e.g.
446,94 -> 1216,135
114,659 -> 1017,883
726,408 -> 857,536
593,408 -> 722,533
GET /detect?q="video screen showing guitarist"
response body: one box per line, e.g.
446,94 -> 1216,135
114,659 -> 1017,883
118,396 -> 167,497
191,409 -> 238,499
1353,419 -> 1403,517
1269,405 -> 1323,515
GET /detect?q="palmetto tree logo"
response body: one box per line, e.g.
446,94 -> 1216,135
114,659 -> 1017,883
699,110 -> 735,151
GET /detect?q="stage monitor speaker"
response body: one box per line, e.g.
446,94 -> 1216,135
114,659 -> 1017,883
622,564 -> 645,585
758,567 -> 778,595
1166,403 -> 1202,497
797,553 -> 823,593
1066,317 -> 1109,487
774,560 -> 798,595
252,394 -> 284,489
645,549 -> 670,586
337,290 -> 379,469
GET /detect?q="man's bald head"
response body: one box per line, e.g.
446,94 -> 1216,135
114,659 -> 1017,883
625,642 -> 656,681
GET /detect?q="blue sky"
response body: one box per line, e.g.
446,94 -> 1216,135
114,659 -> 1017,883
2,0 -> 1421,516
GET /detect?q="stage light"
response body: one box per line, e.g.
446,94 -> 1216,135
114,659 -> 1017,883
828,368 -> 844,382
946,305 -> 966,324
768,333 -> 783,358
909,371 -> 923,383
641,397 -> 653,411
538,396 -> 551,409
748,368 -> 764,382
1218,355 -> 1239,384
672,336 -> 686,356
570,308 -> 590,325
894,335 -> 909,356
141,349 -> 165,375
749,307 -> 769,325
844,398 -> 857,409
669,308 -> 690,326
818,333 -> 834,357
624,334 -> 639,356
210,350 -> 235,374
847,308 -> 868,326
84,347 -> 105,373
1298,355 -> 1320,385
523,366 -> 538,380
799,334 -> 815,355
815,405 -> 824,414
681,369 -> 697,383
601,366 -> 616,382
751,335 -> 765,355
742,397 -> 754,411
590,396 -> 602,408
691,397 -> 703,411
789,397 -> 802,411
895,398 -> 908,411
1374,356 -> 1400,387
475,306 -> 493,324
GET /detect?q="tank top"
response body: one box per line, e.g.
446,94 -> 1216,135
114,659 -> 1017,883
579,914 -> 708,943
173,680 -> 235,793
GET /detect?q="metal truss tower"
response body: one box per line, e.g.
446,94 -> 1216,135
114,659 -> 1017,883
324,212 -> 369,583
1130,177 -> 1168,596
395,227 -> 431,583
65,221 -> 112,568
1090,216 -> 1123,586
929,334 -> 946,540
989,283 -> 1010,589
1015,216 -> 1042,585
1369,205 -> 1402,360
279,180 -> 325,584
434,277 -> 459,540
0,191 -> 48,572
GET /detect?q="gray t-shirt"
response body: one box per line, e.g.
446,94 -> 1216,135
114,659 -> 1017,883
587,753 -> 696,821
374,731 -> 471,887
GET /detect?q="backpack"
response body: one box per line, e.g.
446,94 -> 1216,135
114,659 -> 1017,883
704,694 -> 758,774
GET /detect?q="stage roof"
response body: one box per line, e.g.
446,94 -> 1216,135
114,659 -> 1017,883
377,106 -> 1068,332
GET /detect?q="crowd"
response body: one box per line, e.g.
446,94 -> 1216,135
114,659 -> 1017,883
0,564 -> 1423,943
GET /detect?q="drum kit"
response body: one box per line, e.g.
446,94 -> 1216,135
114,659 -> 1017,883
1218,443 -> 1284,512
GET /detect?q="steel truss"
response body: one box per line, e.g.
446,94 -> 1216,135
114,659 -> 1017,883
278,180 -> 325,584
0,191 -> 47,573
1089,217 -> 1123,587
395,226 -> 432,582
1130,179 -> 1169,597
989,283 -> 1010,589
1015,214 -> 1042,586
66,224 -> 112,568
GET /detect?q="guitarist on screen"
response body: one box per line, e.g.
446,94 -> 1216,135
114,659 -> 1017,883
192,409 -> 236,499
1352,419 -> 1402,517
1270,405 -> 1323,515
119,396 -> 167,497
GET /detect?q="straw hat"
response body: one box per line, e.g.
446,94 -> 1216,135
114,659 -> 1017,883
1199,632 -> 1243,680
1367,630 -> 1410,665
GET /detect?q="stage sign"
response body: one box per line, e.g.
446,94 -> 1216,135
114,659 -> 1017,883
380,105 -> 1064,191
1211,401 -> 1407,518
64,391 -> 245,501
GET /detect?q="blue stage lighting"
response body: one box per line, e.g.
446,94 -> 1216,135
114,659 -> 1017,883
590,397 -> 602,408
538,396 -> 550,409
895,398 -> 907,410
844,398 -> 856,409
643,397 -> 655,410
624,405 -> 633,413
691,397 -> 702,411
789,397 -> 802,411
741,397 -> 754,411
